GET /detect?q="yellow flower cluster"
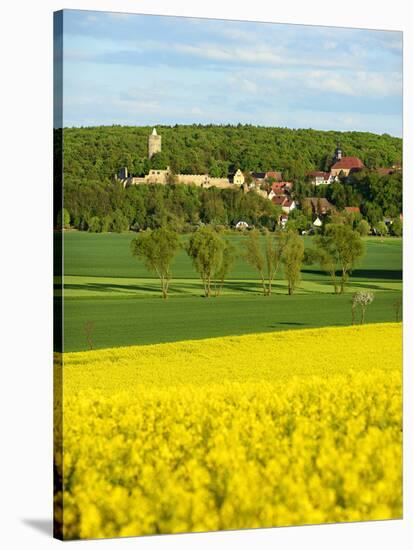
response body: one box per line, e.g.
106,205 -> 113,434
55,323 -> 402,540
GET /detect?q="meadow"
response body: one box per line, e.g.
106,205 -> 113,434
56,323 -> 402,539
59,232 -> 402,351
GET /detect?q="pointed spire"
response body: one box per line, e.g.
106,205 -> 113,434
151,127 -> 157,136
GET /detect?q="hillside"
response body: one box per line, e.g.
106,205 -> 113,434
60,125 -> 402,187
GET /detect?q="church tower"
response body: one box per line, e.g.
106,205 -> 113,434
148,127 -> 161,159
334,143 -> 343,163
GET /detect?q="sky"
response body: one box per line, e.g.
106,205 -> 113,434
59,10 -> 403,136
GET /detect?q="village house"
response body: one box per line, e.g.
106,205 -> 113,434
272,195 -> 296,214
230,169 -> 245,186
267,181 -> 293,200
302,197 -> 335,216
307,171 -> 337,185
265,171 -> 283,181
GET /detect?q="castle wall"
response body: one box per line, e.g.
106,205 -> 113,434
176,174 -> 231,188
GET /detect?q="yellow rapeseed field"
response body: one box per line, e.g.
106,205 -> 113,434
54,323 -> 402,540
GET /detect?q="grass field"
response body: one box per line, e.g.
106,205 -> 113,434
59,231 -> 402,351
57,324 -> 402,539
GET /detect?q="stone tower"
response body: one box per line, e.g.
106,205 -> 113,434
148,127 -> 161,159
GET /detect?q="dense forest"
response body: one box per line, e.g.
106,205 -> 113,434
61,124 -> 402,186
56,124 -> 403,233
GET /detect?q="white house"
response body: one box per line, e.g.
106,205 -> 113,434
307,171 -> 337,186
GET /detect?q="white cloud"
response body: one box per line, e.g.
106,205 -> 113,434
106,12 -> 133,20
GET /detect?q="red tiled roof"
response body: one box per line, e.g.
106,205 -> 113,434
266,171 -> 283,181
331,157 -> 365,170
344,206 -> 360,214
303,197 -> 335,213
308,171 -> 328,178
272,196 -> 288,205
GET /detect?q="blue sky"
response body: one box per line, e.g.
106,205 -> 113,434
60,10 -> 403,136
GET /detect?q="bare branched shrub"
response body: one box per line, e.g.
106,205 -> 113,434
84,320 -> 95,350
393,298 -> 402,322
351,291 -> 374,325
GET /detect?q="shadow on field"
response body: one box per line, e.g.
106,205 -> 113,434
269,322 -> 306,328
303,268 -> 402,281
351,268 -> 402,280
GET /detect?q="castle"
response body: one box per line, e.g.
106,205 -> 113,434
117,128 -> 245,190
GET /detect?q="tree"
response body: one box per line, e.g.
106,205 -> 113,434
375,221 -> 388,240
280,232 -> 305,295
312,224 -> 364,294
213,240 -> 237,296
131,228 -> 180,299
186,227 -> 225,298
390,218 -> 402,237
245,229 -> 267,295
88,216 -> 101,233
351,291 -> 374,324
244,229 -> 284,295
111,210 -> 129,232
263,230 -> 283,296
356,219 -> 370,237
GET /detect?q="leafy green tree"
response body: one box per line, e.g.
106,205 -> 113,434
111,210 -> 129,233
375,221 -> 388,240
88,216 -> 101,233
390,218 -> 402,237
280,232 -> 305,295
356,219 -> 370,237
130,228 -> 180,299
244,229 -> 284,295
245,229 -> 267,295
186,227 -> 225,298
312,224 -> 364,294
327,182 -> 346,210
213,240 -> 237,296
263,230 -> 284,296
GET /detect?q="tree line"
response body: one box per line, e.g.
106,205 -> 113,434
62,183 -> 282,233
131,224 -> 365,299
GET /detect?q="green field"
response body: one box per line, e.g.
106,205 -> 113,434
58,231 -> 402,351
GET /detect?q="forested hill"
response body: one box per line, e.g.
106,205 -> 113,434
61,125 -> 402,186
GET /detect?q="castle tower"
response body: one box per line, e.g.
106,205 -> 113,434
148,127 -> 161,159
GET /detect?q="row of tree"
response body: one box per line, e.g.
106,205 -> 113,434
62,183 -> 282,233
130,224 -> 365,299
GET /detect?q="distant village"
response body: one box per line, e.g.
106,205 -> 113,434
116,127 -> 401,229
